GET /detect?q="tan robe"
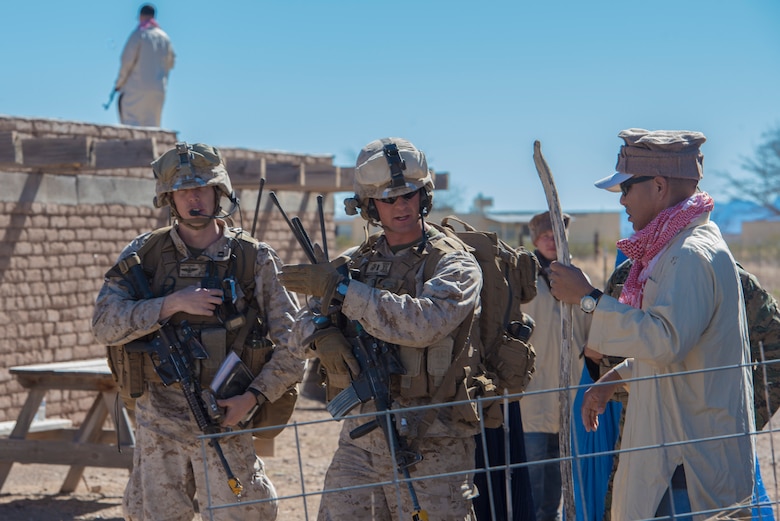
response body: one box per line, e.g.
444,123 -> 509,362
588,215 -> 755,520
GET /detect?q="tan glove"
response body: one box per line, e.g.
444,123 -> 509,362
314,328 -> 360,387
280,257 -> 346,299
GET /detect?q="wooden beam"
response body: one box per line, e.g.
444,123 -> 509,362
0,132 -> 18,164
264,162 -> 302,190
434,172 -> 449,190
93,138 -> 156,169
21,136 -> 90,169
0,438 -> 133,468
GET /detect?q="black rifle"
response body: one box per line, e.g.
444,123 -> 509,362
121,253 -> 244,498
321,317 -> 419,470
273,197 -> 427,519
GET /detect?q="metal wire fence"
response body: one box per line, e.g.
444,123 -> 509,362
196,356 -> 780,521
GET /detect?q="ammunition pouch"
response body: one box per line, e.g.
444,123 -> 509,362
485,336 -> 537,397
239,339 -> 298,438
106,344 -> 145,412
450,367 -> 503,429
251,386 -> 299,439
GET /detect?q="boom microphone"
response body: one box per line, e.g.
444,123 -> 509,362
189,209 -> 218,219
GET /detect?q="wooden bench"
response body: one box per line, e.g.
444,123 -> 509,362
0,359 -> 134,493
0,418 -> 73,437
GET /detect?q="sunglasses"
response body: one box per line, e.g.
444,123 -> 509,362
620,176 -> 655,196
375,191 -> 418,205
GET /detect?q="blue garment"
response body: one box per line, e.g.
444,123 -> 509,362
654,466 -> 692,521
474,401 -> 535,521
754,458 -> 775,520
649,459 -> 774,520
571,367 -> 622,521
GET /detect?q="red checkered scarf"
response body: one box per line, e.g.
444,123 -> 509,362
139,18 -> 160,30
616,191 -> 714,309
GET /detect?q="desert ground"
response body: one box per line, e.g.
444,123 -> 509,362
1,389 -> 779,521
0,390 -> 340,521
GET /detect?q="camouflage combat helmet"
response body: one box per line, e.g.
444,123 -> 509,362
152,142 -> 234,209
344,137 -> 434,222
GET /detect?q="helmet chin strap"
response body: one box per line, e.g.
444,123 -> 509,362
416,211 -> 428,254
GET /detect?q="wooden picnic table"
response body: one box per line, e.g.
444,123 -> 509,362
0,358 -> 134,493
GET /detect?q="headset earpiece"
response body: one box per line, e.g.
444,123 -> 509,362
420,189 -> 432,217
367,199 -> 380,221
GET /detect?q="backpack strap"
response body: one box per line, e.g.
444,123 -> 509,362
409,309 -> 475,454
410,229 -> 478,451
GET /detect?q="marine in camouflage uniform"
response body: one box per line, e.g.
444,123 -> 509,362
92,143 -> 303,521
741,267 -> 780,430
280,138 -> 483,520
594,258 -> 780,519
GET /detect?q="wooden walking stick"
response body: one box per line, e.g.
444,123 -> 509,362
533,140 -> 576,521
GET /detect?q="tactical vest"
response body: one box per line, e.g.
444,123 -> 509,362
349,231 -> 481,401
106,226 -> 273,405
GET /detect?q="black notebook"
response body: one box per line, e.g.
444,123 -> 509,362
209,351 -> 258,427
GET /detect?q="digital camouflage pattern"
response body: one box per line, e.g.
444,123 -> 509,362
94,225 -> 304,402
598,259 -> 780,520
287,229 -> 483,520
151,142 -> 234,209
93,223 -> 303,520
124,384 -> 278,521
741,267 -> 780,430
318,435 -> 478,520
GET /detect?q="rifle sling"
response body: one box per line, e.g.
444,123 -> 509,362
230,305 -> 258,359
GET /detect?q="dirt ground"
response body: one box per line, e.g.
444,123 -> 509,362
0,392 -> 339,521
1,394 -> 779,521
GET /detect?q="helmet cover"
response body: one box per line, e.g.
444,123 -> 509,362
152,142 -> 233,208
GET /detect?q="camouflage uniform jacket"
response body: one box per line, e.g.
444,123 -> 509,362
290,228 -> 484,454
92,221 -> 304,406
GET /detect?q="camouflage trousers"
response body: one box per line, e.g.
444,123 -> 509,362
124,425 -> 278,521
318,435 -> 478,521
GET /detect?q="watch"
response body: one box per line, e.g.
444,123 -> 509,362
247,387 -> 266,406
580,288 -> 603,314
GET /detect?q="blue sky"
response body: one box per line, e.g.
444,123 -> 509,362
2,1 -> 778,214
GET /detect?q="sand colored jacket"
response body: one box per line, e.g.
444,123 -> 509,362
520,266 -> 589,434
116,23 -> 175,126
588,215 -> 755,520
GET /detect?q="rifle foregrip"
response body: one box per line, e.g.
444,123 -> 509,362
349,419 -> 378,439
183,384 -> 213,433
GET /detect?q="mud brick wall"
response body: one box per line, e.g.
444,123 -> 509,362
0,116 -> 336,425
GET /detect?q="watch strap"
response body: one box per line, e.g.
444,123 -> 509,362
247,386 -> 266,406
589,288 -> 604,302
